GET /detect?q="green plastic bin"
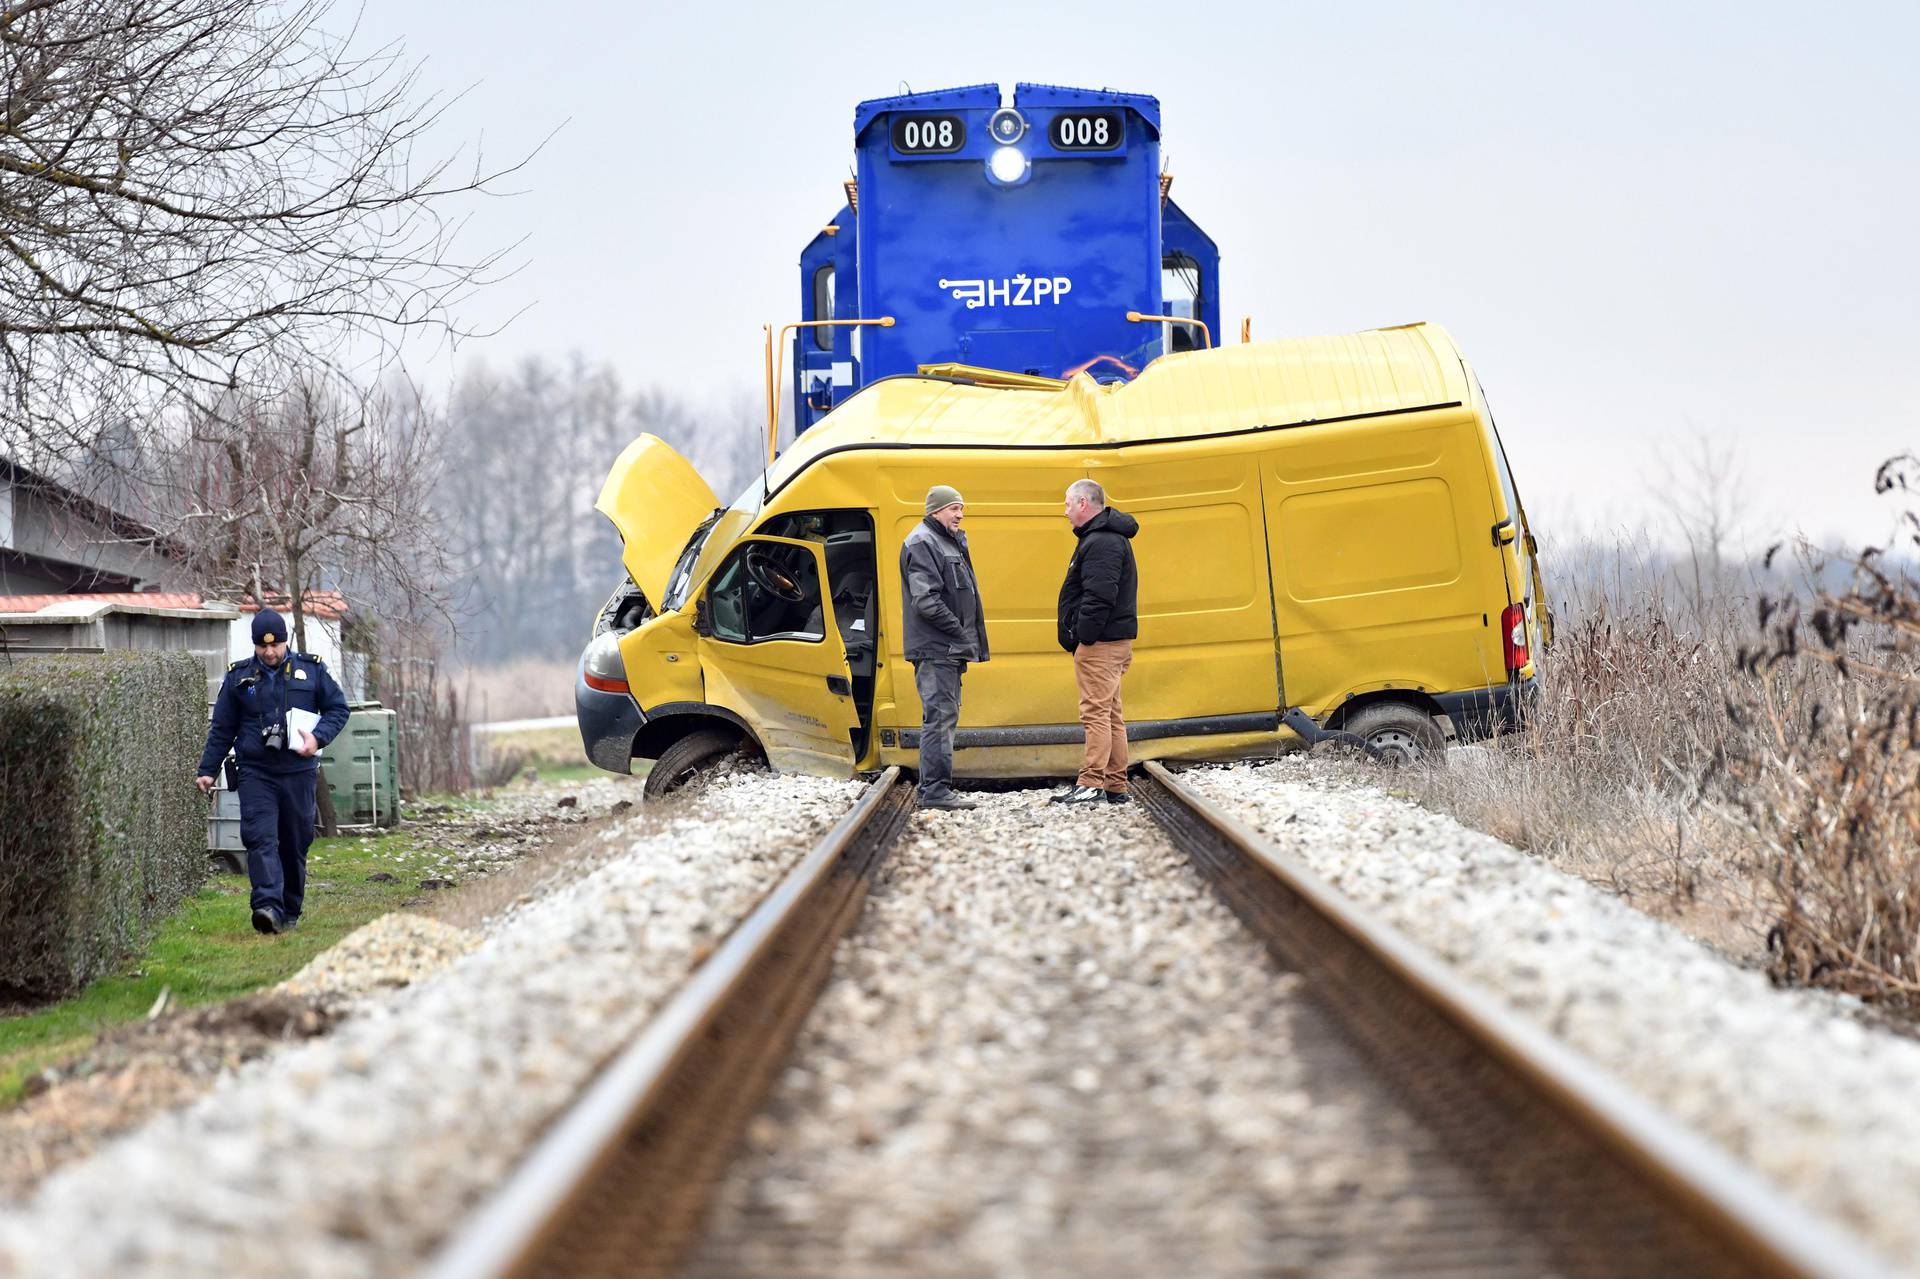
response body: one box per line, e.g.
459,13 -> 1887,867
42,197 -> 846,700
320,701 -> 400,827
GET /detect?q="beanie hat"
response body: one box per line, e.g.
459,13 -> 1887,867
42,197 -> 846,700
925,485 -> 964,517
252,609 -> 287,645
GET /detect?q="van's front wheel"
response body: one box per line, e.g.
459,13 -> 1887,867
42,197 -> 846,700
643,728 -> 741,799
1343,703 -> 1446,766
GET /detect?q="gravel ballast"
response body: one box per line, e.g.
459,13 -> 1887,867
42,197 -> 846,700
1180,757 -> 1920,1270
685,791 -> 1558,1277
0,769 -> 862,1278
7,754 -> 1916,1274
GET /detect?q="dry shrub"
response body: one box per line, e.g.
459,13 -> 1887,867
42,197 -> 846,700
472,727 -> 588,787
369,637 -> 475,797
1395,538 -> 1760,930
458,658 -> 576,723
1725,456 -> 1920,1008
1380,461 -> 1920,995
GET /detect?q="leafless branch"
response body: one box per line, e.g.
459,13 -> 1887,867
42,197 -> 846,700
0,0 -> 531,468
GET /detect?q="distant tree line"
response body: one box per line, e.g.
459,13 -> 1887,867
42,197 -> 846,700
434,354 -> 765,664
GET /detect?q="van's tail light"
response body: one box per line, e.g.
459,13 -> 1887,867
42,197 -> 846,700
1501,603 -> 1530,674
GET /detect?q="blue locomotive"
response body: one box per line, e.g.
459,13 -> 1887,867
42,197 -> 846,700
792,82 -> 1220,432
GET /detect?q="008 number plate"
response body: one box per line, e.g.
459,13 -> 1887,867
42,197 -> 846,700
1049,111 -> 1122,152
892,114 -> 965,155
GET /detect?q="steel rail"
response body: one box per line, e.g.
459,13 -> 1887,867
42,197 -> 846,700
1139,760 -> 1895,1279
426,767 -> 913,1279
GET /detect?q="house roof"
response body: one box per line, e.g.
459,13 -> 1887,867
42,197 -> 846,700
0,458 -> 180,554
0,590 -> 349,620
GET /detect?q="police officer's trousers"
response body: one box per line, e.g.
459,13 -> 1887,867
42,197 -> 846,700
237,768 -> 317,920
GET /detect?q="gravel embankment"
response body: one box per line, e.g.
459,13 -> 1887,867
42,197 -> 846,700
0,769 -> 863,1278
685,791 -> 1556,1277
276,913 -> 480,1003
1180,756 -> 1920,1271
355,775 -> 637,888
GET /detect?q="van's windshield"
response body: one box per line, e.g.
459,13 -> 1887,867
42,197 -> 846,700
660,509 -> 724,612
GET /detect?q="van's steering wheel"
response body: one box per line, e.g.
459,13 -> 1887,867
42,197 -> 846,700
745,549 -> 805,603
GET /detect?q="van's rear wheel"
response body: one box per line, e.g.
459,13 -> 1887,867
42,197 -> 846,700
643,729 -> 740,799
1343,703 -> 1446,766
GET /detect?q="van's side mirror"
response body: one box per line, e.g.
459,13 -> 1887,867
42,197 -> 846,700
692,597 -> 712,638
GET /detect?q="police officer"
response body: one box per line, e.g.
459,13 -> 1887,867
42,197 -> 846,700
195,609 -> 350,934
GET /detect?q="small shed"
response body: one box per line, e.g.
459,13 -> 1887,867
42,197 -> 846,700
0,590 -> 365,701
0,594 -> 240,699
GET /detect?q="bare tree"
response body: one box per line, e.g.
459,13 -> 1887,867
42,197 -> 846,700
164,370 -> 451,653
0,0 -> 522,468
1649,432 -> 1752,624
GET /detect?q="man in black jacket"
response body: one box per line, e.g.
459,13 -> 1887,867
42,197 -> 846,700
900,485 -> 990,810
1053,479 -> 1140,805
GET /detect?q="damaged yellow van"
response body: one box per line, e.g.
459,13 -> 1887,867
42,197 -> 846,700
575,323 -> 1548,793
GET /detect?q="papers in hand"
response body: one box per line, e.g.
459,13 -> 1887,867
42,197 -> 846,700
286,707 -> 321,752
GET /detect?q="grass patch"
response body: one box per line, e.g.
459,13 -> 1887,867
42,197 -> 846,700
0,823 -> 455,1106
521,761 -> 601,785
474,724 -> 630,789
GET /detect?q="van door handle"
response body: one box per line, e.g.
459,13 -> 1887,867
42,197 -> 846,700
826,675 -> 851,695
1491,518 -> 1516,547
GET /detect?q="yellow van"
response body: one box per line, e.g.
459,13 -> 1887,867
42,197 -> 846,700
576,323 -> 1548,793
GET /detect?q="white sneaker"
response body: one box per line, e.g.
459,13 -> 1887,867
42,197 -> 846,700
1049,785 -> 1107,806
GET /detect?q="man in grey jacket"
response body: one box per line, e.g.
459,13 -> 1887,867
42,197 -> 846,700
900,484 -> 990,810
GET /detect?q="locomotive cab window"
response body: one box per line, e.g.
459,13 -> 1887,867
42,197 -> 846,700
812,266 -> 836,351
1162,252 -> 1205,351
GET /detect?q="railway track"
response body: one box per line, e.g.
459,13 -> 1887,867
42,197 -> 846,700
430,764 -> 1890,1279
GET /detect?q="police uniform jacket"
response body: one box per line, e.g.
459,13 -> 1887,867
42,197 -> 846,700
197,653 -> 351,777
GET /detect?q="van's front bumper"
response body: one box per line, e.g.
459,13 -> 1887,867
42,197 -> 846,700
1435,677 -> 1538,744
575,654 -> 645,774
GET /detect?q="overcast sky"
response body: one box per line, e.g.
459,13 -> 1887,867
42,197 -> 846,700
352,0 -> 1918,552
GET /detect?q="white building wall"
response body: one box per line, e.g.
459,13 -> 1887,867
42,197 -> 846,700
226,614 -> 349,688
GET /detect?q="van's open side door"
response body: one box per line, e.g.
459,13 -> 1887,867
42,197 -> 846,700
694,535 -> 862,777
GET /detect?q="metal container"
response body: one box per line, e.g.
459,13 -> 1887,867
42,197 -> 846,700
207,787 -> 246,873
320,701 -> 400,827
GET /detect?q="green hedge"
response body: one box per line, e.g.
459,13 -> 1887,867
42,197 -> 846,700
0,651 -> 207,997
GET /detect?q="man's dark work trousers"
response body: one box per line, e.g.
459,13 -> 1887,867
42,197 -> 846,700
239,769 -> 317,921
913,659 -> 964,801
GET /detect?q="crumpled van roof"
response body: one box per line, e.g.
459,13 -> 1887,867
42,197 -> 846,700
769,322 -> 1472,489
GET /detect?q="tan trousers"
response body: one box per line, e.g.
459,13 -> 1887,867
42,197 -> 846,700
1074,639 -> 1133,791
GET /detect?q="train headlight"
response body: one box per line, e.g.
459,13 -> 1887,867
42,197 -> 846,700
987,145 -> 1029,186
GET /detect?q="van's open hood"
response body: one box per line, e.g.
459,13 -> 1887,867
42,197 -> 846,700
594,434 -> 722,605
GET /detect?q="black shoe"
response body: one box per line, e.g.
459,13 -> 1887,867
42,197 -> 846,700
919,794 -> 979,811
1050,786 -> 1107,805
251,907 -> 283,935
281,915 -> 301,931
1104,790 -> 1131,804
